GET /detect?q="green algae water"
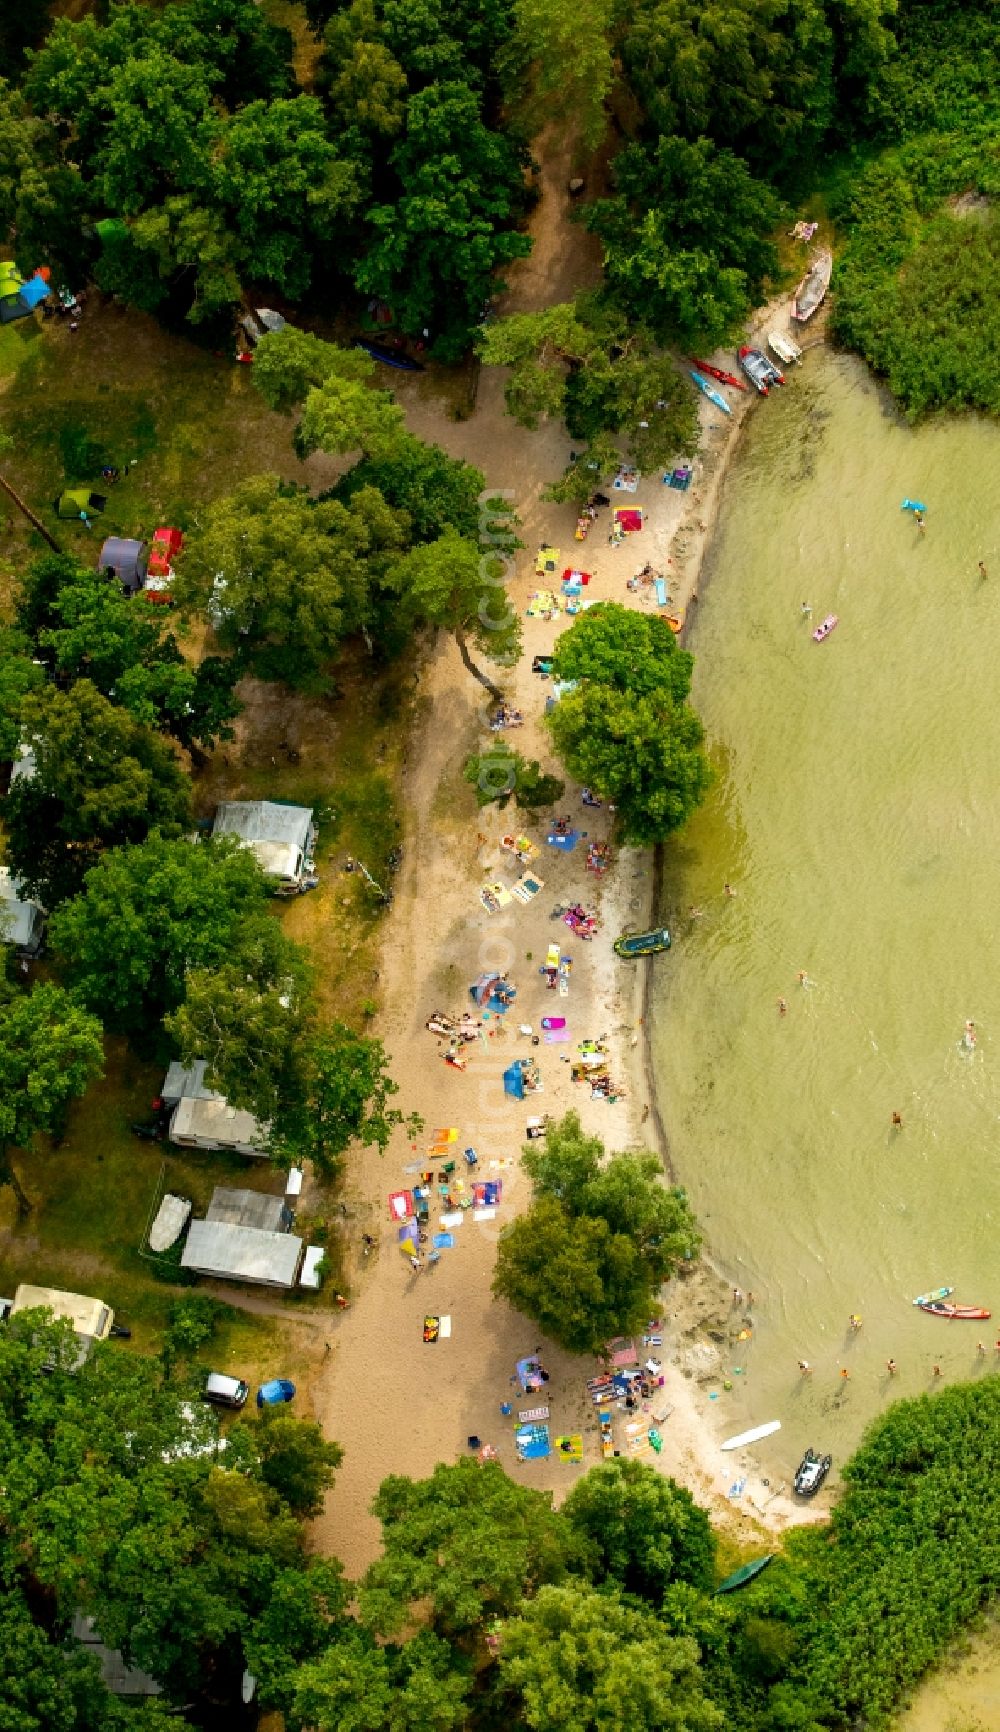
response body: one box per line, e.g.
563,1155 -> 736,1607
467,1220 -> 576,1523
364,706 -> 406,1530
654,348 -> 1000,1482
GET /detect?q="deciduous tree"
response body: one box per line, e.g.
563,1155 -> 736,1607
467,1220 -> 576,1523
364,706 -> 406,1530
0,984 -> 104,1209
270,1024 -> 415,1179
387,528 -> 520,695
501,1583 -> 724,1732
562,1460 -> 715,1599
6,681 -> 192,906
50,834 -> 270,1032
361,1458 -> 579,1636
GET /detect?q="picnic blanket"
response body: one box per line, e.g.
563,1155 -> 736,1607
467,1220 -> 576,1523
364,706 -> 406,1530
388,1190 -> 414,1222
526,589 -> 563,617
546,829 -> 580,851
543,1027 -> 571,1043
606,1337 -> 640,1368
510,872 -> 544,904
555,1434 -> 584,1462
515,1422 -> 551,1461
516,1356 -> 549,1394
613,507 -> 643,534
534,546 -> 560,575
473,1180 -> 501,1207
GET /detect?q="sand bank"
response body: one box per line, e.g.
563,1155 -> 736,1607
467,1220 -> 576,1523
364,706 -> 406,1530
309,290 -> 834,1574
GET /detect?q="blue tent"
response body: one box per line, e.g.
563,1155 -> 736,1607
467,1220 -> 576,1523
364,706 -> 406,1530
18,277 -> 50,312
503,1062 -> 525,1100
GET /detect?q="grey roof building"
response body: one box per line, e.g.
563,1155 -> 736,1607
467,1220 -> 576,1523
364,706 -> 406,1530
181,1219 -> 304,1288
211,800 -> 315,891
161,1061 -> 266,1157
206,1186 -> 291,1234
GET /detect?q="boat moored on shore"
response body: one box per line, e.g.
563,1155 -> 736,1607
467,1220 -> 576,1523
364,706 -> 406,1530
791,249 -> 833,323
690,371 -> 732,415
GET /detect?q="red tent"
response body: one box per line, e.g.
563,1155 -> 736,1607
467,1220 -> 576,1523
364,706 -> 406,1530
148,526 -> 183,577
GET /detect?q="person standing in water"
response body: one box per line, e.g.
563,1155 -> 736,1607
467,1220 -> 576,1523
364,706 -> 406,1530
979,561 -> 988,580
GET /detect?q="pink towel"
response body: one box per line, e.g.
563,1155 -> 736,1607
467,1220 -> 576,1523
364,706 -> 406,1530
543,1028 -> 571,1043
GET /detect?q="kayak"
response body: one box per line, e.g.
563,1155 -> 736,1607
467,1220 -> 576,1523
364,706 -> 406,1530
918,1302 -> 991,1320
355,339 -> 425,372
912,1286 -> 954,1306
715,1555 -> 774,1595
721,1420 -> 781,1451
690,359 -> 747,391
690,371 -> 732,415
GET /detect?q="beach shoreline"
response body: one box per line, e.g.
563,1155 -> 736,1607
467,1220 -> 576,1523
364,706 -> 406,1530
309,301 -> 834,1574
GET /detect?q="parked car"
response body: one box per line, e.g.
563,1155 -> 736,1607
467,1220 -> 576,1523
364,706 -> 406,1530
202,1371 -> 249,1410
257,1378 -> 295,1408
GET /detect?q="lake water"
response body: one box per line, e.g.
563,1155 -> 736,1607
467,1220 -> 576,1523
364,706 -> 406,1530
653,348 -> 1000,1482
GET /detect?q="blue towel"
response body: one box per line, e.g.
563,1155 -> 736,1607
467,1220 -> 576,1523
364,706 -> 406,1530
432,1233 -> 455,1249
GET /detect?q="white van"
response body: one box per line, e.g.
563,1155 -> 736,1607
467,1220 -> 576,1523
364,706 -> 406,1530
202,1372 -> 249,1410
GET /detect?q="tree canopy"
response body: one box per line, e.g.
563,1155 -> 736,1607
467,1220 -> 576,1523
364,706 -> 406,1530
546,604 -> 711,846
562,1459 -> 715,1601
6,681 -> 192,907
49,833 -> 272,1034
501,1583 -> 724,1732
361,1457 -> 579,1636
493,1113 -> 700,1353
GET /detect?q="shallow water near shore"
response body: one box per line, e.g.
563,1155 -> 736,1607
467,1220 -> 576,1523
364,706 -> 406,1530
653,347 -> 1000,1484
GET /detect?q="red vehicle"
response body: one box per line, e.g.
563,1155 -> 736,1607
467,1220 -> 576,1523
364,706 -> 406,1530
690,359 -> 747,390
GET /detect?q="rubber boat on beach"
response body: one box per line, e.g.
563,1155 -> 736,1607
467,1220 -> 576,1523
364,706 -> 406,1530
690,371 -> 732,415
791,249 -> 833,323
721,1420 -> 781,1451
812,613 -> 838,642
918,1301 -> 991,1320
738,346 -> 784,394
690,359 -> 747,390
912,1286 -> 953,1306
613,927 -> 671,959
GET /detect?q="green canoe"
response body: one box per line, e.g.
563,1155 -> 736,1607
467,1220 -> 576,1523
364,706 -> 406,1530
715,1555 -> 774,1595
613,927 -> 671,959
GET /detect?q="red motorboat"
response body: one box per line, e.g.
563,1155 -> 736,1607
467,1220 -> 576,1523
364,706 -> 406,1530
918,1302 -> 991,1320
690,359 -> 747,391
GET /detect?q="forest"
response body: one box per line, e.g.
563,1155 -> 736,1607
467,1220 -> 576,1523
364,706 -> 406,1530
7,1304 -> 1000,1730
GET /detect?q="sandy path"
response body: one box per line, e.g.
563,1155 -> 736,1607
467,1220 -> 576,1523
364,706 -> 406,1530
311,165 -> 826,1568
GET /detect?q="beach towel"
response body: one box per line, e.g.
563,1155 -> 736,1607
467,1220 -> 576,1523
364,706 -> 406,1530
510,872 -> 544,904
613,507 -> 643,533
439,1315 -> 452,1338
432,1127 -> 459,1143
474,1181 -> 501,1207
728,1479 -> 747,1499
472,1207 -> 496,1222
518,1405 -> 550,1422
515,1422 -> 551,1461
541,1016 -> 565,1030
543,1028 -> 571,1043
606,1337 -> 640,1368
555,1434 -> 584,1462
534,546 -> 559,574
432,1233 -> 455,1248
546,830 -> 580,851
561,568 -> 591,585
388,1190 -> 414,1222
655,578 -> 668,607
440,1210 -> 463,1229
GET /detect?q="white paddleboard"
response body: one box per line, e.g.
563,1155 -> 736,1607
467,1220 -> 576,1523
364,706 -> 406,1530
721,1420 -> 781,1451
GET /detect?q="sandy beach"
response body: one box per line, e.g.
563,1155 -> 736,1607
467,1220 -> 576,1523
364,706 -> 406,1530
310,153 -> 829,1572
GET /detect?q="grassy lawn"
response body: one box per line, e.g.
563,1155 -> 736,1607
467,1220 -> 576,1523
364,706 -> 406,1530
0,299 -> 414,1369
0,298 -> 341,598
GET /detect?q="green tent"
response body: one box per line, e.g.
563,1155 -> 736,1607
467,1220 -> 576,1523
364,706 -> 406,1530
56,488 -> 108,521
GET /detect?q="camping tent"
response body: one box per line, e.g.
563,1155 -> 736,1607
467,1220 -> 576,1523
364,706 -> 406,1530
56,488 -> 107,521
98,536 -> 148,595
0,266 -> 50,323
